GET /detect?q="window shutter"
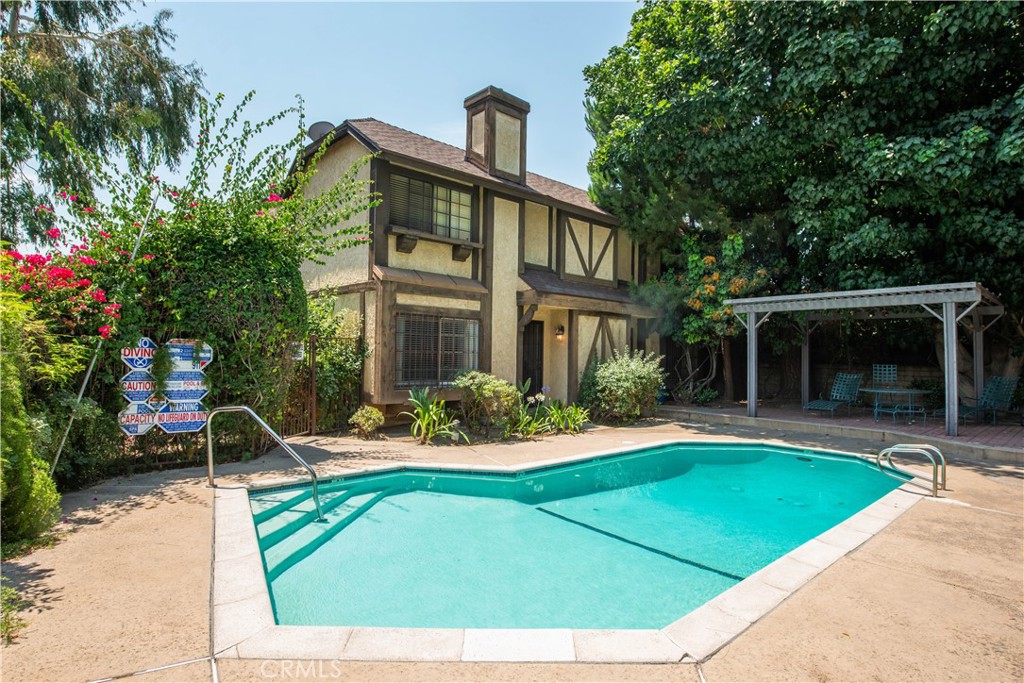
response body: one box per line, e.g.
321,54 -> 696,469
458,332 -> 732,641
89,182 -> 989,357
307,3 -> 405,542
391,174 -> 432,232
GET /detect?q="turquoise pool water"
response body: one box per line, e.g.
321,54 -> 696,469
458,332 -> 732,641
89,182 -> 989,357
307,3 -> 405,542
248,442 -> 903,629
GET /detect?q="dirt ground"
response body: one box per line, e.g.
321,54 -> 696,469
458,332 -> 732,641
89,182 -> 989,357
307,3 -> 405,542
2,418 -> 1021,683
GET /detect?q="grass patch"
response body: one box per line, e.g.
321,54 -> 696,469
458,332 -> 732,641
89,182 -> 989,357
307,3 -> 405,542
1,531 -> 61,561
1,579 -> 28,645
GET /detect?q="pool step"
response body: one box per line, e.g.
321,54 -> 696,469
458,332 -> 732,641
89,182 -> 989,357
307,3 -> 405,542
256,486 -> 373,551
251,489 -> 313,525
264,487 -> 400,581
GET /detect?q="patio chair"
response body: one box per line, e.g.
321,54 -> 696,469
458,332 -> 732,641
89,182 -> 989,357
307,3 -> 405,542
804,372 -> 863,418
869,363 -> 899,415
960,376 -> 1020,425
872,364 -> 898,387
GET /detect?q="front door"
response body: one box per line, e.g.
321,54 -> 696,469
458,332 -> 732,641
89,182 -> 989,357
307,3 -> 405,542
522,321 -> 544,393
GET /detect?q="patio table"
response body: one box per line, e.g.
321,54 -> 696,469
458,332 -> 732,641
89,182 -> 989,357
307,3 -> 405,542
859,387 -> 930,424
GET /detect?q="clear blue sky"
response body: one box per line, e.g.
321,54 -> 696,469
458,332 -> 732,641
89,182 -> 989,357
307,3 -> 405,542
145,1 -> 639,190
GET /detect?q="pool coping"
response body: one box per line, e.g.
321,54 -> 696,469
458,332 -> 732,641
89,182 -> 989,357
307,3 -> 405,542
210,439 -> 926,663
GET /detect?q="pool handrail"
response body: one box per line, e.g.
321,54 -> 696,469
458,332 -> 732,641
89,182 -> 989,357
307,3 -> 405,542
206,405 -> 324,521
876,444 -> 946,497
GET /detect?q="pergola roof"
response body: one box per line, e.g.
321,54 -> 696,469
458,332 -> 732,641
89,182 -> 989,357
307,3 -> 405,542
725,282 -> 1002,315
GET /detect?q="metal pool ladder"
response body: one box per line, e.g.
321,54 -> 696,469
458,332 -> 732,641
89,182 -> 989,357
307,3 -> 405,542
876,444 -> 947,497
206,405 -> 325,521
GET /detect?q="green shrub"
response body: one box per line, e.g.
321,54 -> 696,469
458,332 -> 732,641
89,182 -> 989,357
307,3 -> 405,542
1,294 -> 62,542
582,350 -> 666,425
400,388 -> 467,445
452,371 -> 522,438
694,386 -> 719,406
348,405 -> 384,439
309,301 -> 368,431
1,579 -> 27,645
543,400 -> 590,434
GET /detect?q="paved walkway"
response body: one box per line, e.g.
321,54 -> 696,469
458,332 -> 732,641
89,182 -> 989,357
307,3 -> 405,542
2,418 -> 1021,682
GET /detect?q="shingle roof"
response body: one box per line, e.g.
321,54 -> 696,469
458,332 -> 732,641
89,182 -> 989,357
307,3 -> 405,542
343,118 -> 611,219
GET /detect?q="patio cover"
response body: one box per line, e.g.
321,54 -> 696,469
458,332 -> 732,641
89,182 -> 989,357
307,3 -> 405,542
724,282 -> 1004,437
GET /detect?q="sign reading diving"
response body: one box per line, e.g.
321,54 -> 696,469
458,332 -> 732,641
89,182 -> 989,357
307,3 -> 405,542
120,337 -> 158,371
157,401 -> 209,434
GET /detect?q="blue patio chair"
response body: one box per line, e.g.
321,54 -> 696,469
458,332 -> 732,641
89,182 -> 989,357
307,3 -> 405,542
869,363 -> 899,415
804,373 -> 863,418
960,376 -> 1020,425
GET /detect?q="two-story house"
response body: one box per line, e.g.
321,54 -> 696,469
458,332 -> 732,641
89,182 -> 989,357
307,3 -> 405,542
301,86 -> 659,413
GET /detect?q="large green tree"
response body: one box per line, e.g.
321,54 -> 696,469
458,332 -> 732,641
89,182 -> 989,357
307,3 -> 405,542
586,2 -> 1024,340
1,1 -> 203,243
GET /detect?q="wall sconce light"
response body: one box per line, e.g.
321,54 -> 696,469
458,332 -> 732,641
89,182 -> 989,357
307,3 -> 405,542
554,325 -> 565,340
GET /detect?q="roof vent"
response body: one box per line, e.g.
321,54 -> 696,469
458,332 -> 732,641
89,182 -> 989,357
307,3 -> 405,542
307,121 -> 335,142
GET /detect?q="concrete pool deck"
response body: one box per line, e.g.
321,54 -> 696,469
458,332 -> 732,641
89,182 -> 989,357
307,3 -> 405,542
2,417 -> 1021,682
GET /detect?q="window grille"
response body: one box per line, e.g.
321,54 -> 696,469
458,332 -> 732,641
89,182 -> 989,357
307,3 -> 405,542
391,173 -> 472,241
396,313 -> 479,387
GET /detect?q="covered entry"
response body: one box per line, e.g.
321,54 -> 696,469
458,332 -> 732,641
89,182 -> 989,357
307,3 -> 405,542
724,282 -> 1004,437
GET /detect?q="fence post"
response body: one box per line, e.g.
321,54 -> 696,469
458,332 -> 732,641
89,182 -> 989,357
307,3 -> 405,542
309,334 -> 317,436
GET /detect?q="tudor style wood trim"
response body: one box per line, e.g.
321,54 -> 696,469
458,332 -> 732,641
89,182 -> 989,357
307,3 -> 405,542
567,309 -> 579,402
479,189 -> 495,373
517,304 -> 537,331
547,205 -> 555,271
393,303 -> 483,320
371,158 -> 390,270
308,280 -> 376,299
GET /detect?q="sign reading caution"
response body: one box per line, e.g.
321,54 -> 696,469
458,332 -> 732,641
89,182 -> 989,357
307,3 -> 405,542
117,338 -> 213,436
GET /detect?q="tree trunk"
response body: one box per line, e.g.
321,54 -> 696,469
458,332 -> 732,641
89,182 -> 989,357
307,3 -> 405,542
721,337 -> 734,401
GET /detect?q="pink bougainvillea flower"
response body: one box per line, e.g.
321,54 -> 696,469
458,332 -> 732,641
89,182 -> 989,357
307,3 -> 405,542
132,222 -> 141,227
45,227 -> 62,239
142,254 -> 154,261
90,289 -> 107,303
189,201 -> 197,208
157,219 -> 165,225
103,303 -> 122,315
70,194 -> 78,202
269,183 -> 276,189
47,267 -> 74,280
98,325 -> 112,339
266,193 -> 283,203
26,254 -> 47,266
19,284 -> 31,291
0,274 -> 9,282
78,255 -> 99,266
5,250 -> 24,260
255,210 -> 265,216
58,191 -> 68,199
82,206 -> 95,214
36,204 -> 54,213
75,278 -> 92,287
117,248 -> 130,256
98,230 -> 112,239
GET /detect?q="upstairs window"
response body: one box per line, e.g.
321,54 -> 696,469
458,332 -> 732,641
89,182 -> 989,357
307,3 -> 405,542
391,173 -> 472,241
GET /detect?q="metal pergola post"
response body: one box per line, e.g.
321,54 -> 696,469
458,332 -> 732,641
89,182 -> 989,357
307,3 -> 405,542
943,301 -> 959,436
747,312 -> 758,417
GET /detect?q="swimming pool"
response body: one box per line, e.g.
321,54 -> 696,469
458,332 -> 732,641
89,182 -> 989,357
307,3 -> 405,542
246,441 -> 905,631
